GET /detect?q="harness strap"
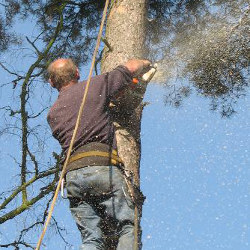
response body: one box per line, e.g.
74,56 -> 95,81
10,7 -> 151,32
68,150 -> 123,165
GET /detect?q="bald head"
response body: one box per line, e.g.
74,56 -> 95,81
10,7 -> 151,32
48,58 -> 79,90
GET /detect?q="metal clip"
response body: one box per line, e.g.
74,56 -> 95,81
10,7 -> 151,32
61,178 -> 67,199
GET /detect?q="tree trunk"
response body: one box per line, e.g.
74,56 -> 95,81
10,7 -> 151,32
101,0 -> 147,249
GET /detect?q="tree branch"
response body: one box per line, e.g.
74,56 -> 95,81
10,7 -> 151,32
27,107 -> 48,119
0,62 -> 23,78
0,166 -> 59,211
0,241 -> 34,249
0,175 -> 58,224
19,1 -> 66,206
26,36 -> 42,56
27,148 -> 39,176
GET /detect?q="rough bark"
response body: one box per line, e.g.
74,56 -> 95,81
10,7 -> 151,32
101,0 -> 147,248
102,0 -> 147,185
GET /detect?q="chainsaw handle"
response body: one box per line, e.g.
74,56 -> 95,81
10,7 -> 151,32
132,63 -> 157,84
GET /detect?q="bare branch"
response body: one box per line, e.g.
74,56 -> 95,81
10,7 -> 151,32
19,3 -> 66,206
0,106 -> 22,117
0,175 -> 58,224
0,62 -> 23,78
101,37 -> 113,52
0,166 -> 59,211
26,36 -> 42,56
0,241 -> 34,249
27,148 -> 39,176
51,217 -> 72,247
28,107 -> 48,119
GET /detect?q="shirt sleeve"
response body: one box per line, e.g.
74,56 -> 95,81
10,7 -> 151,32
106,65 -> 133,98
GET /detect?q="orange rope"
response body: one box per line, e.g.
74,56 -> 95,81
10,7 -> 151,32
35,0 -> 111,248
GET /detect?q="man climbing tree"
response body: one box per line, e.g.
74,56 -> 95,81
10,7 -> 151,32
0,0 -> 248,248
47,58 -> 151,249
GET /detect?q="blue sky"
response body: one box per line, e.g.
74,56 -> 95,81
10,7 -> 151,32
51,83 -> 250,250
0,63 -> 249,250
0,5 -> 249,249
140,84 -> 249,250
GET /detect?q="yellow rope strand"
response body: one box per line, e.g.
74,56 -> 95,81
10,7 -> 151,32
35,0 -> 111,248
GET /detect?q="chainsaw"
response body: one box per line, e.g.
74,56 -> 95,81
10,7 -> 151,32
132,63 -> 158,85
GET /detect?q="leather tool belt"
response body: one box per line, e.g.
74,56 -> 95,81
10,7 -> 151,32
62,142 -> 145,206
65,142 -> 123,173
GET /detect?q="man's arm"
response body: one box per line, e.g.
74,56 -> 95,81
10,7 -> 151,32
106,59 -> 151,99
123,59 -> 151,77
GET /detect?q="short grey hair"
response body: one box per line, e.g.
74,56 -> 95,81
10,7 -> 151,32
48,58 -> 78,89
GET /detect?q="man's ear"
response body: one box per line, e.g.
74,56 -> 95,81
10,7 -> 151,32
76,69 -> 80,80
49,78 -> 55,88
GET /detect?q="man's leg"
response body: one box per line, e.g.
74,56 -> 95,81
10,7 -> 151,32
66,166 -> 136,249
116,223 -> 135,250
69,199 -> 104,250
66,169 -> 105,250
101,166 -> 135,250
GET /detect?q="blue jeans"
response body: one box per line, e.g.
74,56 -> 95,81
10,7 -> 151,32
66,166 -> 135,250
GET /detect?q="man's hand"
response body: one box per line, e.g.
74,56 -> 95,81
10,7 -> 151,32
123,59 -> 151,77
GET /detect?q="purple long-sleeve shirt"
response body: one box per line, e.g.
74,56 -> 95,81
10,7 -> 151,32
47,65 -> 132,155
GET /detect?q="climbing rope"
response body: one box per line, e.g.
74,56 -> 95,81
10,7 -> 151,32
35,0 -> 111,249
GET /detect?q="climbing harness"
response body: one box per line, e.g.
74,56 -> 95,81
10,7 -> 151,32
60,148 -> 124,199
68,150 -> 123,165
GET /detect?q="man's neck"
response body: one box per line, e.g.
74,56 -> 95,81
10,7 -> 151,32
59,80 -> 78,92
